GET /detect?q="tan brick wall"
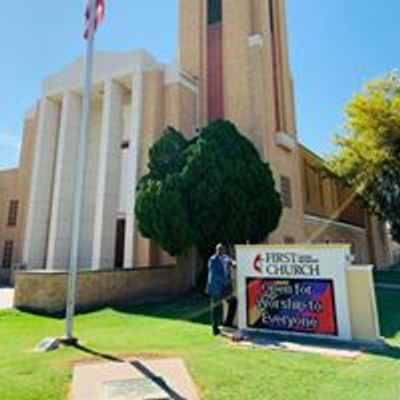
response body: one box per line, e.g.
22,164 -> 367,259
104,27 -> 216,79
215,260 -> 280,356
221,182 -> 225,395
164,84 -> 178,129
14,257 -> 192,313
134,70 -> 197,267
367,216 -> 392,267
269,146 -> 307,244
301,146 -> 366,228
300,145 -> 391,267
0,169 -> 19,283
179,0 -> 208,125
140,71 -> 165,176
164,84 -> 186,134
222,0 -> 253,135
178,84 -> 197,136
223,0 -> 305,245
277,0 -> 297,134
305,220 -> 370,265
0,108 -> 38,284
134,70 -> 165,267
179,0 -> 203,79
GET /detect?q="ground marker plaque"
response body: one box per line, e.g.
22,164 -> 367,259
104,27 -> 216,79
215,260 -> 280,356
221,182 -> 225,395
101,378 -> 171,400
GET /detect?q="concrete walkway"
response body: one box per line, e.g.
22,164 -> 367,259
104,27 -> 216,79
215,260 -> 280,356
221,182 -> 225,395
70,357 -> 199,400
235,336 -> 363,359
0,287 -> 14,310
220,328 -> 369,360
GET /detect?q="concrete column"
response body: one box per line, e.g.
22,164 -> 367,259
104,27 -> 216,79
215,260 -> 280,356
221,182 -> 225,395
92,80 -> 123,269
46,92 -> 82,270
23,97 -> 60,269
78,101 -> 102,268
124,70 -> 144,268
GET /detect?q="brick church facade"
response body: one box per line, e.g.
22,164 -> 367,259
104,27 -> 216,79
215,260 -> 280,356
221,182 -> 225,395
0,0 -> 393,285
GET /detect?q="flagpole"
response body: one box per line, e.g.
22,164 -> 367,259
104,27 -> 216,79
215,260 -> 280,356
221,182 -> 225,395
63,0 -> 97,344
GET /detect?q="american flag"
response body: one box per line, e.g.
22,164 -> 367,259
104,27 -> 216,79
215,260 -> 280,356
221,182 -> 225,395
84,0 -> 105,39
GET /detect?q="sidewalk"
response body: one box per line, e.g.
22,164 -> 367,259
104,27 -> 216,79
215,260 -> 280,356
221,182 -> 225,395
0,287 -> 14,310
70,357 -> 199,400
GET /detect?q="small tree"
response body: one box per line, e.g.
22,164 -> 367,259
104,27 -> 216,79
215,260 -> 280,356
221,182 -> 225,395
135,121 -> 283,257
330,72 -> 400,243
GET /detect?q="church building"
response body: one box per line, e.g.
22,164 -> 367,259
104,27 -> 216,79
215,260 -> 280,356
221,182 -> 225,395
0,0 -> 392,285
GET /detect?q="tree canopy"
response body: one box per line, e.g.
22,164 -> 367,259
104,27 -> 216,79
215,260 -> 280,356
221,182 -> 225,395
135,120 -> 283,256
330,72 -> 400,242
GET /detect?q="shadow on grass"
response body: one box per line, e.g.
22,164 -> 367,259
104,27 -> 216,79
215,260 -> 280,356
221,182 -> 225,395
376,287 -> 400,339
366,343 -> 400,360
72,343 -> 125,363
111,294 -> 210,326
16,292 -> 210,326
111,294 -> 210,325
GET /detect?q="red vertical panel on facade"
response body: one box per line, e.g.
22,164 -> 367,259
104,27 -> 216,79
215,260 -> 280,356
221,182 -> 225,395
207,23 -> 224,122
269,0 -> 284,132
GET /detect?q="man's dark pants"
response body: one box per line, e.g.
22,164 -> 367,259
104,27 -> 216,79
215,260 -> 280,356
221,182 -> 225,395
210,294 -> 237,334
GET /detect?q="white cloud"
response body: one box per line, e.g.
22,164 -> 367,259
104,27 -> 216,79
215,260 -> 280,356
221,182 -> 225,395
0,132 -> 21,169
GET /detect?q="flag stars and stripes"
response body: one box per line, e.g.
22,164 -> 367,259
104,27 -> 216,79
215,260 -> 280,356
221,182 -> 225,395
84,0 -> 105,39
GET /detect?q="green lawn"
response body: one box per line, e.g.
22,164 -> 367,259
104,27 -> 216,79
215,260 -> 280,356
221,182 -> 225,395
0,289 -> 400,400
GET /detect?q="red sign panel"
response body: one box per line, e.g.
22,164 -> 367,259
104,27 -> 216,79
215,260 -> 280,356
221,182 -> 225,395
247,278 -> 338,336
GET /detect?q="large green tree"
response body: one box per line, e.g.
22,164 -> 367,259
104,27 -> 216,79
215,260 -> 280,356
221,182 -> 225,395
330,72 -> 400,242
135,120 -> 283,257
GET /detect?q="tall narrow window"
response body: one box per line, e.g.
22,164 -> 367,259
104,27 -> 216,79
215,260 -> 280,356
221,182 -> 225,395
269,0 -> 284,132
2,241 -> 13,269
304,161 -> 311,205
331,181 -> 339,210
7,200 -> 19,227
114,219 -> 126,269
280,176 -> 293,209
208,0 -> 222,25
319,172 -> 325,208
268,0 -> 275,33
207,0 -> 224,122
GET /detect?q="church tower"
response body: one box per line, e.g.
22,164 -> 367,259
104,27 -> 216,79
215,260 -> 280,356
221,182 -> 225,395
179,0 -> 306,243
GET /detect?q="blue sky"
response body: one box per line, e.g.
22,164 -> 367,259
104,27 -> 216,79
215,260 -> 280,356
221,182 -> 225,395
0,0 -> 399,169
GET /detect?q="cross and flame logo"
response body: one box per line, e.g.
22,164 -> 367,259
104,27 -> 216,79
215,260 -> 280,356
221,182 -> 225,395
253,254 -> 263,274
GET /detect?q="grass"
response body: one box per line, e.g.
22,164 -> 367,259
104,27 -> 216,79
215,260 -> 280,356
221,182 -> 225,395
0,289 -> 400,400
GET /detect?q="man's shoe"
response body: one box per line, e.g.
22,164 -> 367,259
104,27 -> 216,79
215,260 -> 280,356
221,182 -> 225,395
213,327 -> 221,336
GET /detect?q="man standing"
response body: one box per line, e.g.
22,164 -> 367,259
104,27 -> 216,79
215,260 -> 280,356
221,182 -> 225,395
205,243 -> 237,335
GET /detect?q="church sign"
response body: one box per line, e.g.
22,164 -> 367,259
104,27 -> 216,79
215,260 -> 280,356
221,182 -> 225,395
236,245 -> 353,341
246,278 -> 338,336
